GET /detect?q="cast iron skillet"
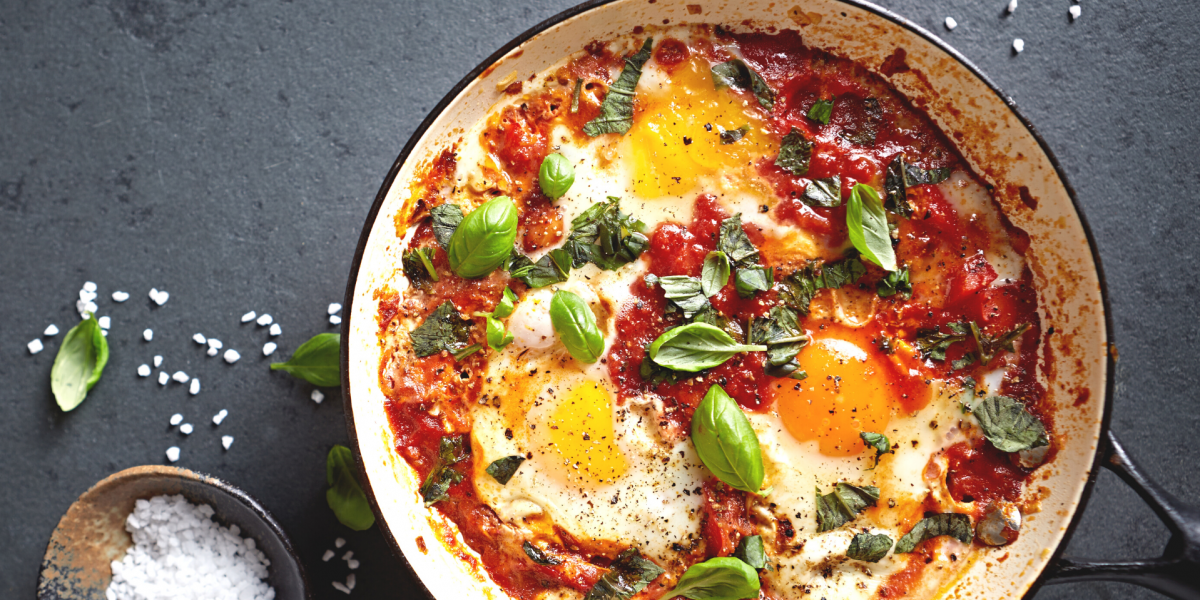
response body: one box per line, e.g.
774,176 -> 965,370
340,0 -> 1200,598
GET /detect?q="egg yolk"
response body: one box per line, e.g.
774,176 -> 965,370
776,327 -> 896,456
628,57 -> 770,198
538,381 -> 627,485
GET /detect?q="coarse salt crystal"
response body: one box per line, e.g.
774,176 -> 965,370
263,342 -> 277,356
193,333 -> 207,344
98,316 -> 111,330
1013,38 -> 1025,53
223,349 -> 241,364
335,537 -> 346,548
77,299 -> 98,316
189,378 -> 200,395
28,339 -> 44,354
143,328 -> 153,341
945,16 -> 957,30
346,574 -> 356,590
323,549 -> 335,561
101,330 -> 108,337
241,311 -> 257,323
1069,4 -> 1080,19
44,324 -> 59,336
158,372 -> 169,385
83,281 -> 97,293
256,314 -> 273,326
207,338 -> 223,349
137,364 -> 151,377
180,423 -> 194,435
172,371 -> 189,383
343,551 -> 354,561
206,347 -> 219,357
111,291 -> 129,302
154,355 -> 163,367
170,413 -> 183,426
328,303 -> 342,315
149,288 -> 169,306
332,581 -> 350,594
221,435 -> 234,450
1007,0 -> 1017,14
348,559 -> 360,570
269,323 -> 281,336
165,447 -> 180,462
213,409 -> 228,425
80,289 -> 97,302
312,389 -> 325,404
330,315 -> 342,325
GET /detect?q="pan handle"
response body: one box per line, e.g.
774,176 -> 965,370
1043,431 -> 1200,599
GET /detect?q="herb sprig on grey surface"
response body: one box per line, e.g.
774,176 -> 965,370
270,333 -> 340,387
691,384 -> 766,494
583,38 -> 654,136
326,444 -> 375,531
51,314 -> 109,412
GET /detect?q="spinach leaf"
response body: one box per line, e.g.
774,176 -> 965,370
734,266 -> 773,298
802,176 -> 842,208
749,306 -> 808,379
402,247 -> 439,289
702,251 -> 731,297
270,333 -> 341,387
647,274 -> 708,318
877,267 -> 912,299
570,78 -> 583,114
895,513 -> 973,553
648,323 -> 766,373
971,322 -> 1031,366
523,541 -> 562,566
846,183 -> 897,272
448,195 -> 519,278
419,435 -> 470,505
847,532 -> 893,563
719,124 -> 749,144
860,432 -> 892,468
494,287 -> 518,319
584,548 -> 664,600
973,395 -> 1049,452
807,98 -> 834,125
915,322 -> 970,362
539,153 -> 575,199
486,315 -> 514,350
51,315 -> 109,412
562,197 -> 649,271
583,38 -> 654,136
326,444 -> 375,531
717,214 -> 760,268
711,59 -> 775,111
777,258 -> 865,315
815,483 -> 880,532
510,248 -> 572,288
840,97 -> 881,146
662,557 -> 760,600
409,301 -> 475,358
431,203 -> 464,250
550,290 -> 605,363
485,455 -> 525,485
691,384 -> 765,494
733,535 -> 767,569
775,127 -> 813,177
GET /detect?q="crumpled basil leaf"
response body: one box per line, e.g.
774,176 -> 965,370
430,203 -> 464,250
914,322 -> 970,362
550,290 -> 605,363
510,248 -> 572,288
734,266 -> 773,298
847,532 -> 893,563
749,306 -> 808,379
711,58 -> 775,111
402,247 -> 439,290
486,315 -> 514,350
485,455 -> 525,484
523,541 -> 562,565
584,548 -> 664,600
840,97 -> 881,146
419,435 -> 470,505
973,395 -> 1049,453
648,323 -> 766,373
895,513 -> 973,553
877,266 -> 912,299
717,214 -> 760,269
691,384 -> 765,494
326,444 -> 375,530
583,38 -> 654,136
886,154 -> 953,217
51,315 -> 109,412
777,258 -> 865,315
493,287 -> 518,319
971,322 -> 1031,366
815,482 -> 880,532
647,274 -> 708,318
409,301 -> 474,358
860,432 -> 892,468
807,97 -> 834,125
701,251 -> 730,297
775,127 -> 813,177
562,197 -> 649,271
270,333 -> 341,387
802,176 -> 842,208
719,124 -> 749,144
846,183 -> 897,272
662,556 -> 760,600
539,153 -> 575,199
733,535 -> 767,569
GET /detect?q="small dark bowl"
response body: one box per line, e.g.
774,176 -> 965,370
37,465 -> 310,600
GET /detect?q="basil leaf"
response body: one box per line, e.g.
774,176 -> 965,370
419,435 -> 470,505
807,97 -> 834,125
486,315 -> 514,350
840,97 -> 881,146
691,384 -> 765,494
511,248 -> 572,288
775,127 -> 813,177
523,541 -> 562,566
662,556 -> 760,600
701,252 -> 730,297
877,267 -> 912,299
550,290 -> 604,363
494,287 -> 518,319
860,432 -> 892,468
719,124 -> 749,144
539,153 -> 575,199
895,513 -> 973,553
846,532 -> 893,563
973,396 -> 1049,452
651,275 -> 708,318
584,548 -> 664,600
51,315 -> 109,412
734,266 -> 773,298
717,214 -> 760,269
971,322 -> 1031,366
448,196 -> 519,278
270,333 -> 341,387
402,247 -> 439,289
562,197 -> 648,271
409,301 -> 474,358
486,455 -> 525,484
802,176 -> 842,208
570,78 -> 583,114
711,59 -> 775,111
914,322 -> 970,362
583,38 -> 653,136
325,445 -> 375,531
815,483 -> 880,532
649,323 -> 766,373
733,535 -> 767,569
453,344 -> 482,361
846,184 -> 897,272
777,258 -> 865,315
905,163 -> 952,186
884,155 -> 913,218
431,203 -> 464,250
749,306 -> 808,379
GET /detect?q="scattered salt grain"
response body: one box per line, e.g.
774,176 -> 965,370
223,349 -> 241,364
172,371 -> 189,383
332,581 -> 351,594
269,323 -> 282,336
83,281 -> 97,293
1069,4 -> 1080,20
158,372 -> 169,385
28,339 -> 44,354
945,16 -> 957,30
80,289 -> 97,303
154,355 -> 163,367
193,333 -> 206,345
348,558 -> 360,570
98,316 -> 111,330
222,435 -> 234,450
112,290 -> 129,302
330,315 -> 342,325
206,347 -> 219,357
335,537 -> 346,548
189,378 -> 201,395
1013,38 -> 1025,53
77,298 -> 98,316
263,342 -> 277,356
328,303 -> 342,315
165,447 -> 180,462
207,338 -> 223,349
256,314 -> 273,327
106,494 -> 275,600
180,423 -> 194,435
143,328 -> 153,341
149,288 -> 170,306
213,409 -> 228,425
101,330 -> 108,337
241,311 -> 257,323
323,550 -> 335,561
44,324 -> 59,336
311,389 -> 325,404
343,551 -> 354,561
1006,0 -> 1017,14
346,574 -> 356,590
170,413 -> 183,426
138,364 -> 151,377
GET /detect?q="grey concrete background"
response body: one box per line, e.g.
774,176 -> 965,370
1,0 -> 1196,598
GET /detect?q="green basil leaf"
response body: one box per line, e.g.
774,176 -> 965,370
485,455 -> 525,485
570,78 -> 583,114
846,184 -> 897,272
860,432 -> 892,468
876,267 -> 912,299
419,435 -> 470,505
550,290 -> 605,363
802,176 -> 842,208
325,445 -> 375,531
733,535 -> 767,569
662,556 -> 760,600
717,214 -> 760,268
486,315 -> 514,350
914,322 -> 970,362
494,287 -> 518,319
719,124 -> 749,144
971,322 -> 1031,366
649,323 -> 766,373
402,247 -> 440,289
539,153 -> 575,199
734,266 -> 773,299
691,384 -> 765,494
711,59 -> 775,111
563,197 -> 649,271
895,513 -> 973,553
650,275 -> 708,318
431,203 -> 465,250
973,396 -> 1049,453
815,483 -> 880,532
778,258 -> 865,315
905,163 -> 952,186
511,248 -> 573,288
408,301 -> 474,358
453,344 -> 482,361
846,532 -> 893,563
584,548 -> 664,600
807,98 -> 834,125
583,38 -> 653,136
884,155 -> 913,218
523,541 -> 562,566
840,97 -> 881,146
448,196 -> 519,278
51,315 -> 109,412
748,306 -> 808,379
270,333 -> 341,387
775,127 -> 813,177
951,353 -> 978,371
701,252 -> 731,297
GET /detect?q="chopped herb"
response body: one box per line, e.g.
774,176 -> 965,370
815,483 -> 880,532
775,127 -> 813,177
734,535 -> 767,569
734,266 -> 773,298
971,322 -> 1031,366
895,514 -> 973,553
717,214 -> 760,268
485,315 -> 514,350
648,274 -> 709,318
583,38 -> 654,136
951,353 -> 977,371
973,395 -> 1049,453
523,541 -> 562,565
701,251 -> 731,297
860,432 -> 892,468
562,197 -> 649,271
749,306 -> 808,379
486,455 -> 525,484
430,203 -> 465,250
493,287 -> 518,319
419,435 -> 470,505
452,344 -> 482,361
510,248 -> 572,288
570,78 -> 583,113
847,532 -> 893,562
777,258 -> 865,315
583,548 -> 664,600
719,124 -> 750,144
885,154 -> 953,217
906,163 -> 952,186
914,322 -> 971,361
410,301 -> 474,358
876,267 -> 912,299
801,176 -> 842,208
807,98 -> 834,125
711,59 -> 775,111
402,247 -> 439,289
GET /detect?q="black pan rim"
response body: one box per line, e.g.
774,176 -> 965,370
340,1 -> 1116,599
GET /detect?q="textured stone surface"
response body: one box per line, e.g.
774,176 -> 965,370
1,1 -> 1196,599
